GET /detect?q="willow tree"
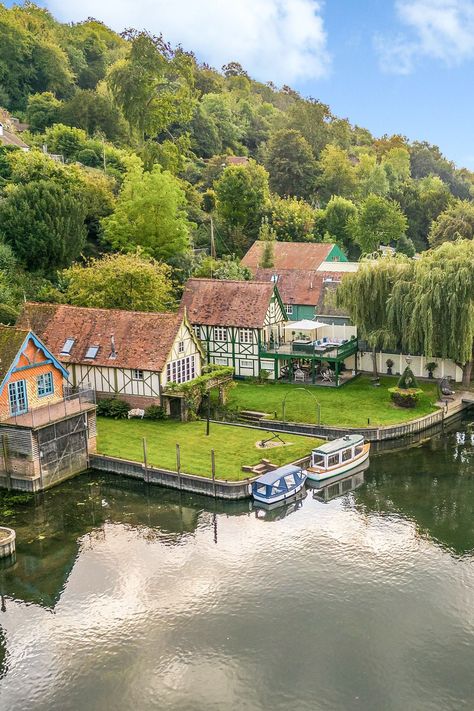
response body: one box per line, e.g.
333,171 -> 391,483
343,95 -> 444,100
388,240 -> 474,386
337,256 -> 411,377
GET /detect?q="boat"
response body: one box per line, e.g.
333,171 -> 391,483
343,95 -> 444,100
306,434 -> 370,482
251,464 -> 307,505
254,489 -> 307,519
308,459 -> 369,502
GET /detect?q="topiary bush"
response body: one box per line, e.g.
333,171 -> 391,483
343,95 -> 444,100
389,366 -> 422,408
97,398 -> 129,419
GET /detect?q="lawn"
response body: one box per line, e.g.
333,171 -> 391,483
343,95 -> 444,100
226,375 -> 440,427
97,418 -> 322,481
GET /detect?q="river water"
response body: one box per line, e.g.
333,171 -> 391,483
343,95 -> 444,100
0,415 -> 473,711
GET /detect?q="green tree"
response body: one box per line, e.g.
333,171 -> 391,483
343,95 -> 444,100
269,196 -> 317,242
101,164 -> 190,261
286,99 -> 331,158
356,153 -> 389,198
382,147 -> 411,192
337,256 -> 408,376
193,255 -> 251,281
214,160 -> 269,246
324,196 -> 358,254
264,129 -> 316,199
317,145 -> 357,203
107,31 -> 195,142
60,89 -> 124,141
350,195 -> 408,253
394,176 -> 452,251
388,240 -> 474,386
63,252 -> 175,311
428,200 -> 474,247
26,92 -> 62,133
258,218 -> 276,267
43,124 -> 88,160
0,180 -> 87,271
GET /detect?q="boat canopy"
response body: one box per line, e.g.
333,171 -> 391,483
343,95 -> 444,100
255,464 -> 303,486
312,434 -> 364,456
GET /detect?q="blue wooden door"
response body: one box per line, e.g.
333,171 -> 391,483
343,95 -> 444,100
8,380 -> 28,415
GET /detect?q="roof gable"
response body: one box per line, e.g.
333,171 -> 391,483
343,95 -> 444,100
0,326 -> 69,394
17,304 -> 186,372
180,279 -> 278,328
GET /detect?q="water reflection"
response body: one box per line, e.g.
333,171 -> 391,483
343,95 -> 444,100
0,415 -> 472,711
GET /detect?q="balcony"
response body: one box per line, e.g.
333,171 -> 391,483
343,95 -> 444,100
260,337 -> 358,361
2,389 -> 96,429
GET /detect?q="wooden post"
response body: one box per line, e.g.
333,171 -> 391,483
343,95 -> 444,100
143,437 -> 148,483
176,443 -> 181,489
211,449 -> 216,497
2,435 -> 11,492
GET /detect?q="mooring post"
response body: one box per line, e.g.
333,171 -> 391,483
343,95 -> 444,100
143,437 -> 148,483
176,443 -> 181,489
211,449 -> 216,497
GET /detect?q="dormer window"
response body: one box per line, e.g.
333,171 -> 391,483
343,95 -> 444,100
85,345 -> 99,359
271,274 -> 278,283
60,338 -> 75,356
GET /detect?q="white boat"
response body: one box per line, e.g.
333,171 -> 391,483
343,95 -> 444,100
306,434 -> 370,482
252,464 -> 307,505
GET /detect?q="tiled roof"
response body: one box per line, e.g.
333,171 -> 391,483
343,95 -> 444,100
241,241 -> 335,271
252,268 -> 350,316
180,279 -> 276,328
17,303 -> 184,372
0,325 -> 28,384
0,129 -> 29,149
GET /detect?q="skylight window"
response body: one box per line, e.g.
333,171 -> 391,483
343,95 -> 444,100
271,274 -> 278,283
60,338 -> 75,356
85,345 -> 99,360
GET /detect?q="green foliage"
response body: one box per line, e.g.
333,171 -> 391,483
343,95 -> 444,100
144,405 -> 167,420
0,179 -> 87,271
264,128 -> 316,199
397,367 -> 419,389
388,386 -> 422,408
324,196 -> 358,253
26,92 -> 62,132
96,398 -> 130,419
63,252 -> 176,311
350,195 -> 408,253
429,200 -> 474,247
102,164 -> 190,261
193,255 -> 251,281
268,195 -> 317,242
0,303 -> 19,325
317,145 -> 357,203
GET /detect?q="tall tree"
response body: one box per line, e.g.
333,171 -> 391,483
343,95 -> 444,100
102,164 -> 190,261
0,180 -> 87,271
350,195 -> 408,254
63,252 -> 175,311
389,241 -> 474,386
428,200 -> 474,247
264,128 -> 316,199
324,196 -> 358,255
317,145 -> 357,203
268,196 -> 317,242
337,256 -> 407,377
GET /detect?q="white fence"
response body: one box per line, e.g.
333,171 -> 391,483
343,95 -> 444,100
358,351 -> 463,382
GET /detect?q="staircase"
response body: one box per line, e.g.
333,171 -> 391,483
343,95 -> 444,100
239,410 -> 270,424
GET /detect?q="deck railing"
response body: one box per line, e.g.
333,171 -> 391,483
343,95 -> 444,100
4,388 -> 96,429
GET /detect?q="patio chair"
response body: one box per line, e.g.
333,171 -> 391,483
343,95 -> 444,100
321,369 -> 333,383
294,369 -> 305,383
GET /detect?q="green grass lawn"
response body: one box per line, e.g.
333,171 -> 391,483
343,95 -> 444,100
226,375 -> 440,427
97,418 -> 322,481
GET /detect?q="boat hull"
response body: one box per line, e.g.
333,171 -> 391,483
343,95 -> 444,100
306,446 -> 370,482
252,477 -> 307,505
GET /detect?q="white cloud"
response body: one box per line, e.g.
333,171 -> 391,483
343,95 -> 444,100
45,0 -> 330,85
376,0 -> 474,74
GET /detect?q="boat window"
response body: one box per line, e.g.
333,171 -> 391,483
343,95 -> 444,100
355,445 -> 364,455
271,486 -> 281,496
342,448 -> 353,462
312,454 -> 325,466
284,474 -> 296,488
328,453 -> 339,467
256,484 -> 267,496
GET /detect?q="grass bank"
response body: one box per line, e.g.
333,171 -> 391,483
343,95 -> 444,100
226,375 -> 440,427
97,418 -> 322,481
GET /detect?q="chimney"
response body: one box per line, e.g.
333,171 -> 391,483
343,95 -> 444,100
110,334 -> 116,358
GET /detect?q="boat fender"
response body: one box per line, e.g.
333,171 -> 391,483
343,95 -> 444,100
248,483 -> 253,496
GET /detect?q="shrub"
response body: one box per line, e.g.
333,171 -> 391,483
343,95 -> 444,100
144,405 -> 167,420
97,398 -> 129,419
397,366 -> 419,389
388,387 -> 422,408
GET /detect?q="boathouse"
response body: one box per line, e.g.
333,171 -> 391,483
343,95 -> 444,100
0,325 -> 97,491
18,303 -> 203,417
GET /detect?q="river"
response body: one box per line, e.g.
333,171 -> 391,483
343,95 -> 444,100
0,415 -> 473,710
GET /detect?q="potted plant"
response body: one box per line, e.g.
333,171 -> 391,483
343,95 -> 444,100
386,358 -> 394,376
425,361 -> 438,379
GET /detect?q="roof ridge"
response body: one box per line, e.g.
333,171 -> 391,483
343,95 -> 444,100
24,301 -> 180,319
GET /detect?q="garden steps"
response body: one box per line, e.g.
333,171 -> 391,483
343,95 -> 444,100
239,410 -> 271,424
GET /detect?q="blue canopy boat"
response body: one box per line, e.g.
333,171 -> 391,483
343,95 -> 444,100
252,464 -> 307,505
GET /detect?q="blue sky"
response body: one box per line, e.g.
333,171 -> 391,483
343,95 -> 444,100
6,0 -> 474,168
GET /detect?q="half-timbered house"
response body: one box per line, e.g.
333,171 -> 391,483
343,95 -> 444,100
18,304 -> 203,416
180,279 -> 286,379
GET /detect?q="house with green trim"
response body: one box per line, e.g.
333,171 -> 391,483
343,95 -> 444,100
241,241 -> 347,274
180,279 -> 286,379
